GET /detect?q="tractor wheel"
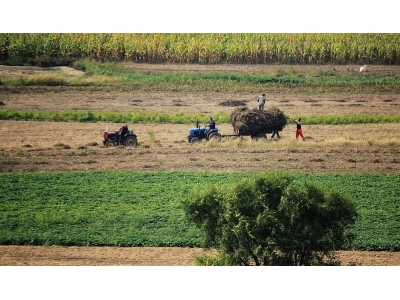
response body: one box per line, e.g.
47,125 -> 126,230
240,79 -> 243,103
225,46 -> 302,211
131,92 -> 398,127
190,137 -> 200,144
124,136 -> 138,147
105,140 -> 116,147
209,132 -> 222,142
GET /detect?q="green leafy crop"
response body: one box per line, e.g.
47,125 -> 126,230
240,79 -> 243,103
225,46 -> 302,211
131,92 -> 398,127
0,171 -> 399,250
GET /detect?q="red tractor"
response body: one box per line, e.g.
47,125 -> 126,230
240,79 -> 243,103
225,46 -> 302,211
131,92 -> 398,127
103,127 -> 138,147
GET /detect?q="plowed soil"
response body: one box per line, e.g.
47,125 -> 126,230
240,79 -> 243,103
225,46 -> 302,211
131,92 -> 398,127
1,63 -> 399,266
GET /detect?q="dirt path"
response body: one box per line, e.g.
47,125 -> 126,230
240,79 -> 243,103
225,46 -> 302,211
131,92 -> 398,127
1,245 -> 400,266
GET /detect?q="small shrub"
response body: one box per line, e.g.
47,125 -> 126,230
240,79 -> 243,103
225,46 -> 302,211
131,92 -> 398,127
194,253 -> 236,266
36,55 -> 56,67
78,111 -> 96,122
6,57 -> 24,66
72,60 -> 87,72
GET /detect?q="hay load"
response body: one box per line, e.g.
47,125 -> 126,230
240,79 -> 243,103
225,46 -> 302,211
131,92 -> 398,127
229,106 -> 287,136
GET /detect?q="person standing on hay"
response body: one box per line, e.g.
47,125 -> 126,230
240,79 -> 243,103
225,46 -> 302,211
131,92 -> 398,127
294,118 -> 306,141
257,93 -> 266,111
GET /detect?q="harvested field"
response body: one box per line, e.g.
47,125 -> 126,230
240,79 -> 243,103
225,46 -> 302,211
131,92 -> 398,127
1,120 -> 399,174
1,63 -> 400,266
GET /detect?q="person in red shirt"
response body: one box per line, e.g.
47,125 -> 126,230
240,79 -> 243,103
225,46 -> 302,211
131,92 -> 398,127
295,118 -> 306,141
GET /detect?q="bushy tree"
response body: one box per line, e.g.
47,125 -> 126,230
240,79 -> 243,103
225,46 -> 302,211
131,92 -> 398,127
181,173 -> 358,266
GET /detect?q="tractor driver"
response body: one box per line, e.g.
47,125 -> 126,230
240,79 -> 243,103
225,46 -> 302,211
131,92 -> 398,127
119,124 -> 129,145
206,117 -> 215,131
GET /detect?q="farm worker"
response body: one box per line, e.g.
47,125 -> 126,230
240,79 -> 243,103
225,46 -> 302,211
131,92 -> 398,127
294,118 -> 306,141
257,93 -> 266,111
206,117 -> 215,131
360,65 -> 369,72
119,124 -> 129,145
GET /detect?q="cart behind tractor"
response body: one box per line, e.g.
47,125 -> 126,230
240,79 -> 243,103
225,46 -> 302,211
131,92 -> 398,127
187,107 -> 287,143
228,107 -> 287,140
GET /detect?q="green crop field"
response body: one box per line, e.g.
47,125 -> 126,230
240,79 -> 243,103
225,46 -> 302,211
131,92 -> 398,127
1,33 -> 399,65
1,171 -> 399,251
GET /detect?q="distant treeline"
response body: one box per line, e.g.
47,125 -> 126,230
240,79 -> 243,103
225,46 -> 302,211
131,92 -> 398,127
1,33 -> 399,65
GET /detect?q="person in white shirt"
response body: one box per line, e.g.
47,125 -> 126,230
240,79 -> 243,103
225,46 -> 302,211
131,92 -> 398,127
257,93 -> 266,111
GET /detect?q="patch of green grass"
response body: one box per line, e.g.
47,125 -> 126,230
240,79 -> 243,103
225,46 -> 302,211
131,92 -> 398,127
300,114 -> 400,125
0,109 -> 231,124
1,109 -> 399,125
8,74 -> 69,86
0,171 -> 399,250
72,61 -> 400,92
1,59 -> 399,93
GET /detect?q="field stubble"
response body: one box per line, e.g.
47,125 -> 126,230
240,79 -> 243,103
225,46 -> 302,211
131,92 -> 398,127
0,121 -> 399,174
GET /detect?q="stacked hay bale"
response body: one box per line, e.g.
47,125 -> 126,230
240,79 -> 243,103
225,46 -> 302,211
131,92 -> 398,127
229,106 -> 287,136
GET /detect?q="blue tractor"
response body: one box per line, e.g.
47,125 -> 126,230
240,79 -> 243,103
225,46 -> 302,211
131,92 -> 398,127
187,120 -> 222,143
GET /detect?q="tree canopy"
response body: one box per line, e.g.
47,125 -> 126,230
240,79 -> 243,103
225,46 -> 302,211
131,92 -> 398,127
181,172 -> 358,266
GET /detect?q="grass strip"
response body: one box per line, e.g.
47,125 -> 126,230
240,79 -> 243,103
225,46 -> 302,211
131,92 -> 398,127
1,109 -> 400,125
1,59 -> 400,94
